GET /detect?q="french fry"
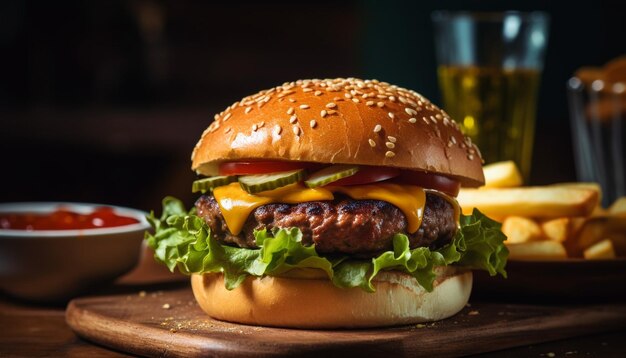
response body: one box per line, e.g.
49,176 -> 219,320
507,241 -> 567,260
550,182 -> 602,206
569,217 -> 587,237
458,186 -> 599,218
583,239 -> 616,260
570,216 -> 626,257
609,197 -> 626,216
502,216 -> 542,243
482,161 -> 523,188
540,218 -> 570,242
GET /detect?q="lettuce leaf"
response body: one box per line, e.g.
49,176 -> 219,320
145,197 -> 508,292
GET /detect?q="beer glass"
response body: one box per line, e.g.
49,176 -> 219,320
432,11 -> 549,181
568,76 -> 626,207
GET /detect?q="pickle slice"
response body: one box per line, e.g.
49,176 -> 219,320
192,175 -> 238,193
304,165 -> 359,188
239,169 -> 305,194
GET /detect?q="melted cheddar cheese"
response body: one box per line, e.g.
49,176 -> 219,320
212,182 -> 436,235
212,182 -> 333,235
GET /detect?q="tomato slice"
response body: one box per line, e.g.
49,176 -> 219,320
392,171 -> 461,197
219,161 -> 321,175
330,166 -> 401,186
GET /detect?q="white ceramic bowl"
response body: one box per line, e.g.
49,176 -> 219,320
0,202 -> 150,302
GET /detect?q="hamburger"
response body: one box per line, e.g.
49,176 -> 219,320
146,78 -> 508,328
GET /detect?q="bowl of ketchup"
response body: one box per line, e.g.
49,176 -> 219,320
0,202 -> 150,302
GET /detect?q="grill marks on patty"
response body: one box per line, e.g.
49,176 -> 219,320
195,193 -> 457,258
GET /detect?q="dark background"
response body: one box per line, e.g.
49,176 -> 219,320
1,0 -> 625,211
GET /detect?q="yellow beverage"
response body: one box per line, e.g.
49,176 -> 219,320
438,65 -> 541,181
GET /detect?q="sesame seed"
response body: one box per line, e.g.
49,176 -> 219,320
303,88 -> 313,92
435,114 -> 443,119
422,117 -> 430,124
245,107 -> 252,114
405,108 -> 417,116
252,124 -> 258,132
366,101 -> 375,106
326,102 -> 337,108
468,154 -> 475,160
385,151 -> 395,158
290,115 -> 298,124
368,139 -> 376,147
258,121 -> 264,128
344,93 -> 352,99
327,109 -> 337,115
451,136 -> 457,144
389,96 -> 396,102
214,114 -> 219,120
310,120 -> 317,128
300,104 -> 310,109
321,110 -> 328,118
274,125 -> 282,135
409,117 -> 417,123
387,136 -> 397,143
293,126 -> 300,136
377,102 -> 385,108
289,98 -> 297,103
223,113 -> 232,121
377,94 -> 387,99
352,98 -> 360,103
430,116 -> 437,124
314,90 -> 322,96
388,112 -> 395,120
386,142 -> 395,149
287,107 -> 295,115
374,124 -> 382,133
225,127 -> 232,134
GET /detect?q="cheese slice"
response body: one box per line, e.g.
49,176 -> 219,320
328,184 -> 426,233
212,181 -> 433,235
212,182 -> 333,235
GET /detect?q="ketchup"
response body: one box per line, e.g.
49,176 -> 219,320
0,207 -> 140,230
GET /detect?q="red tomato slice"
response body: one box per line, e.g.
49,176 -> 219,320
219,161 -> 320,175
330,166 -> 401,186
392,171 -> 461,197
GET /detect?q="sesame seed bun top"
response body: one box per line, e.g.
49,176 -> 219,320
192,78 -> 485,187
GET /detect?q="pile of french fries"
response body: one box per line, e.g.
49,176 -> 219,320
458,161 -> 626,260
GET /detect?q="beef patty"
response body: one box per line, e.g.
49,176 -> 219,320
195,193 -> 457,257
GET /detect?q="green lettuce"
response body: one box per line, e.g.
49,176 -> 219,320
145,197 -> 508,292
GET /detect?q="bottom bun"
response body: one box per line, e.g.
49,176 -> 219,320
191,267 -> 472,329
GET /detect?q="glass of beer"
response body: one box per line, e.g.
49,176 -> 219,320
568,62 -> 626,207
432,11 -> 549,181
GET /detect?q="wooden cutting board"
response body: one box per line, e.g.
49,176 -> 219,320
66,287 -> 626,357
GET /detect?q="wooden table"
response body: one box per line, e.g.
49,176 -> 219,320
2,266 -> 625,357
